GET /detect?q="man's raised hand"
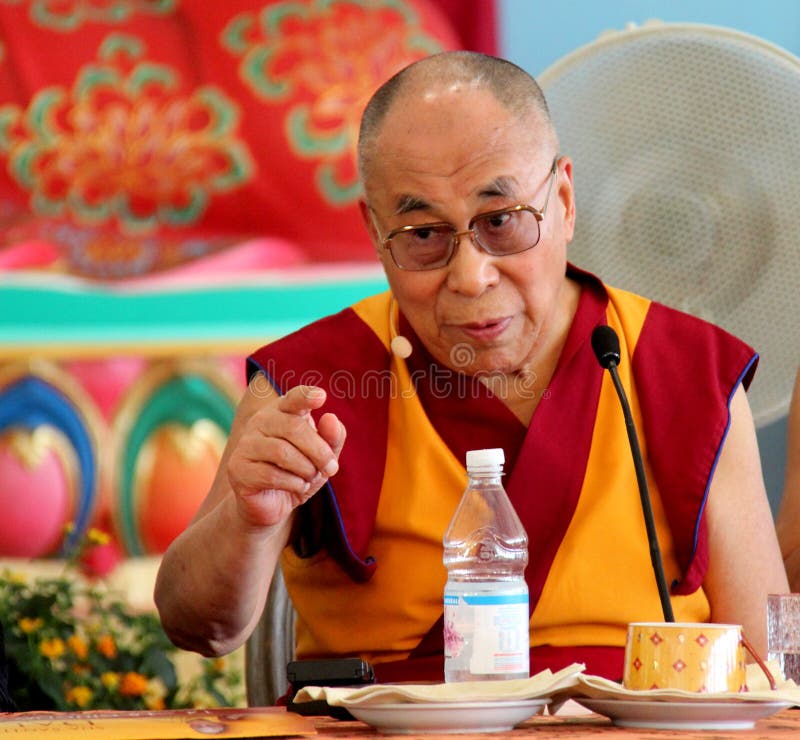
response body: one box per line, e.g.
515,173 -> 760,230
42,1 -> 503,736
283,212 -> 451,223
227,385 -> 346,528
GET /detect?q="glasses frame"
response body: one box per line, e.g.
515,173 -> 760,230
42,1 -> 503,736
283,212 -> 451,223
378,155 -> 560,271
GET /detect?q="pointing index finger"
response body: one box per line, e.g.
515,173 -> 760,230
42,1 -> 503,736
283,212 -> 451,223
278,385 -> 327,416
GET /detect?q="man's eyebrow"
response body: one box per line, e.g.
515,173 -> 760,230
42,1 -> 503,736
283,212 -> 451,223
392,176 -> 518,215
479,176 -> 518,198
393,194 -> 430,216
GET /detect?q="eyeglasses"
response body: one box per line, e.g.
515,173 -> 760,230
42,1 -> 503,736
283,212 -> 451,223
375,156 -> 559,271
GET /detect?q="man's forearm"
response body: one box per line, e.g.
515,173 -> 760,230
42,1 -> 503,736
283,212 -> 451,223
154,494 -> 290,656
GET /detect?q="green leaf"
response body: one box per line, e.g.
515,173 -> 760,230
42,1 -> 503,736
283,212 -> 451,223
140,648 -> 177,690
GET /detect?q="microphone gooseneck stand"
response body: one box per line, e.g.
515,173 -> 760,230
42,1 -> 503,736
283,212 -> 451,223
591,325 -> 675,623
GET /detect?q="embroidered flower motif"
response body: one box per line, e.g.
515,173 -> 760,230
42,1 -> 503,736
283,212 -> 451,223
18,0 -> 175,32
0,33 -> 253,236
222,0 -> 443,205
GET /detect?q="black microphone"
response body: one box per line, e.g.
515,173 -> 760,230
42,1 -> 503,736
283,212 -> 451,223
591,325 -> 675,622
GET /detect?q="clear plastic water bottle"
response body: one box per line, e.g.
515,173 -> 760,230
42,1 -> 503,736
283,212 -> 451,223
443,448 -> 530,682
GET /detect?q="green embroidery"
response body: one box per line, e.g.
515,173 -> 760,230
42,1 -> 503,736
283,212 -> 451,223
25,0 -> 176,33
222,0 -> 443,206
0,33 -> 254,233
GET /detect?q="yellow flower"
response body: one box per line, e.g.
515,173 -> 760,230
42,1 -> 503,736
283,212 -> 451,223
18,617 -> 43,633
67,634 -> 88,660
63,522 -> 75,535
86,528 -> 110,546
66,685 -> 93,708
39,638 -> 65,659
4,570 -> 26,585
145,696 -> 165,710
120,672 -> 148,697
96,634 -> 117,659
101,672 -> 119,690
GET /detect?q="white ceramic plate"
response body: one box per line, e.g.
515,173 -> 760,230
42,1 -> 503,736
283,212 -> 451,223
344,699 -> 549,734
575,697 -> 792,730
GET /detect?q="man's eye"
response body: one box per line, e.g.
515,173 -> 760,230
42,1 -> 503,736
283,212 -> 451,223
484,212 -> 514,231
411,227 -> 436,241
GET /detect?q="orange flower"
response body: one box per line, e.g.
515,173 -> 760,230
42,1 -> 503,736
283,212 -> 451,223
67,634 -> 88,660
39,637 -> 65,659
96,634 -> 117,659
66,685 -> 93,707
18,617 -> 43,633
119,672 -> 148,697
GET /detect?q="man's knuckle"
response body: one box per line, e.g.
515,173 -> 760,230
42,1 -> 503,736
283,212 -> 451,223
274,441 -> 293,467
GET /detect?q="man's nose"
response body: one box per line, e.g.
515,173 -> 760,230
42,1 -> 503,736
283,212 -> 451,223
445,230 -> 498,295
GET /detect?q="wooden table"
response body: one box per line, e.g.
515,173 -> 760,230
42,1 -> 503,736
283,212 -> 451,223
1,705 -> 797,738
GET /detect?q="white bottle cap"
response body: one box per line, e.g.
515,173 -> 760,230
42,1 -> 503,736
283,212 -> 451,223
465,448 -> 505,470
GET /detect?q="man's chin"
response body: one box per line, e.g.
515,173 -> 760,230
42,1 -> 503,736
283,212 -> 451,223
466,354 -> 520,379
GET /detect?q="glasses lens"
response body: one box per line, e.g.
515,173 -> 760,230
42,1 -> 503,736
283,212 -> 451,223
473,208 -> 541,255
389,224 -> 454,270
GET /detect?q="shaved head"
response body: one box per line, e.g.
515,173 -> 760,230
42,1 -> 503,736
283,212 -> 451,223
358,51 -> 557,184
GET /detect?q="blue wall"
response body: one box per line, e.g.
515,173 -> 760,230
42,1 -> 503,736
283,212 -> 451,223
498,0 -> 797,515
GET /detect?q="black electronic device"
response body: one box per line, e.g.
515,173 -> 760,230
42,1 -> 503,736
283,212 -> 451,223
286,658 -> 375,719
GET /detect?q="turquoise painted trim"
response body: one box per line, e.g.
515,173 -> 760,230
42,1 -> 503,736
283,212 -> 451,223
118,375 -> 235,556
0,276 -> 388,346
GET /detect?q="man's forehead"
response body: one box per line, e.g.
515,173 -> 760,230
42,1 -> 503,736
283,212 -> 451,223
386,80 -> 502,121
362,86 -> 550,206
376,93 -> 541,154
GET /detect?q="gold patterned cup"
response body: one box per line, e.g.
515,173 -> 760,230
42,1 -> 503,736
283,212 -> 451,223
623,622 -> 776,693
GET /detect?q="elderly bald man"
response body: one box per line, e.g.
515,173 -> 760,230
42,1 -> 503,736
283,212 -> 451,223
155,51 -> 787,684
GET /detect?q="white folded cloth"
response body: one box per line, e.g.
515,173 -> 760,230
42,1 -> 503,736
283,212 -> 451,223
293,663 -> 585,707
294,659 -> 800,710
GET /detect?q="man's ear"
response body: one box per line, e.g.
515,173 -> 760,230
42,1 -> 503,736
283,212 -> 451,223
557,156 -> 576,242
359,199 -> 383,257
